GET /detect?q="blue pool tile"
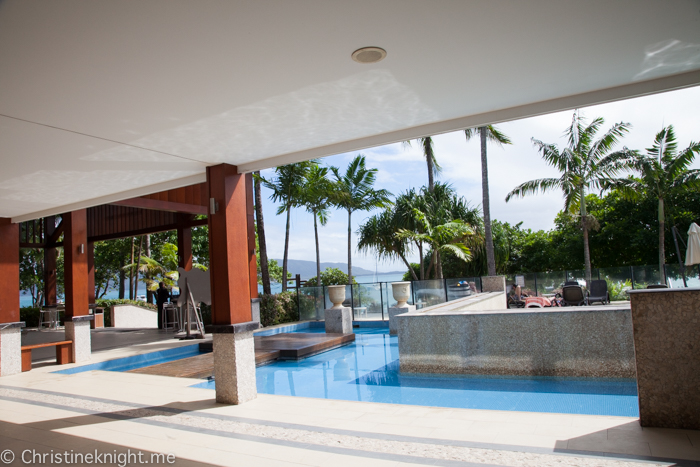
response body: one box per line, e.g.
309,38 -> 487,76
193,329 -> 639,417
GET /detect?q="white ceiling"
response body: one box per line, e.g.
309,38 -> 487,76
1,0 -> 699,221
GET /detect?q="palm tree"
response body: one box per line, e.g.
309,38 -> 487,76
330,155 -> 392,284
253,171 -> 271,294
396,209 -> 474,280
301,165 -> 333,283
464,126 -> 511,277
606,126 -> 700,283
358,209 -> 418,280
506,111 -> 633,285
405,137 -> 441,192
261,161 -> 315,291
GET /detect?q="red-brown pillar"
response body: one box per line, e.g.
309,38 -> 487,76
177,216 -> 193,271
245,173 -> 258,300
87,241 -> 95,304
44,216 -> 57,307
62,210 -> 92,363
63,210 -> 89,318
0,218 -> 19,324
0,218 -> 22,376
206,164 -> 253,325
205,164 -> 257,405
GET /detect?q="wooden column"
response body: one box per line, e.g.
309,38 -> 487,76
63,210 -> 89,318
87,241 -> 95,303
245,173 -> 258,300
177,215 -> 193,271
43,216 -> 57,306
0,218 -> 20,324
206,164 -> 252,325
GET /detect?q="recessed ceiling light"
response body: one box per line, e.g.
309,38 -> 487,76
351,47 -> 387,64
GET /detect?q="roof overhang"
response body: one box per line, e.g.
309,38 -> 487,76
2,0 -> 699,222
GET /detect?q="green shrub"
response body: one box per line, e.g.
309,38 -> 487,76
260,292 -> 299,327
606,279 -> 632,301
95,298 -> 156,310
20,307 -> 41,328
305,268 -> 356,286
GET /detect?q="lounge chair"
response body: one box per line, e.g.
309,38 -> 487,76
587,280 -> 610,305
561,285 -> 587,306
646,284 -> 668,289
564,280 -> 579,287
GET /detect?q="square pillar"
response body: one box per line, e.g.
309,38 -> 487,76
177,215 -> 193,271
63,210 -> 91,361
324,308 -> 352,334
628,288 -> 700,429
245,173 -> 258,300
209,323 -> 258,404
64,316 -> 92,364
388,305 -> 415,335
44,216 -> 58,307
204,164 -> 258,405
0,218 -> 23,376
87,241 -> 95,304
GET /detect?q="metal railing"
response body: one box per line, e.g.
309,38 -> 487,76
285,263 -> 700,321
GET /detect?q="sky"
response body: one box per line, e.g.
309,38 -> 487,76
258,85 -> 700,274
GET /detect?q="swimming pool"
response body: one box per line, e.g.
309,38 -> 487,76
192,328 -> 639,417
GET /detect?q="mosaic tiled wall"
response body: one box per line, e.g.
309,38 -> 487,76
398,306 -> 635,378
629,289 -> 700,429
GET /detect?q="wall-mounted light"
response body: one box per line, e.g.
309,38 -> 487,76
79,244 -> 85,254
209,198 -> 219,215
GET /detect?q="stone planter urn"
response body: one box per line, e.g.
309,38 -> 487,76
391,282 -> 411,307
327,285 -> 346,309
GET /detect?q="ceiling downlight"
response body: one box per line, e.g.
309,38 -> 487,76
351,47 -> 386,64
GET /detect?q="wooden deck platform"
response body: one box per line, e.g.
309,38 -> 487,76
128,332 -> 354,379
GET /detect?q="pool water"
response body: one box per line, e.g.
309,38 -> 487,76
192,328 -> 639,417
53,344 -> 202,374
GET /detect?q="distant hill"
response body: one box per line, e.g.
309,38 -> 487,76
272,259 -> 403,280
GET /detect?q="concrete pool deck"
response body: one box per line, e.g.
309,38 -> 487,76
1,336 -> 699,466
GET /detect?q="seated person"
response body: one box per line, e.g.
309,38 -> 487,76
510,284 -> 523,300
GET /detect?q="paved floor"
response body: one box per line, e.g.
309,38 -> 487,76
2,337 -> 699,467
22,328 -> 178,362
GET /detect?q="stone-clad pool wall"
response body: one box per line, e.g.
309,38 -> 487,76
397,305 -> 635,378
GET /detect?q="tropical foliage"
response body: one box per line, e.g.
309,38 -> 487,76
330,155 -> 392,284
605,126 -> 700,283
506,111 -> 634,284
464,125 -> 511,276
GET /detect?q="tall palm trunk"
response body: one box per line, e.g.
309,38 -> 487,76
145,234 -> 153,304
282,203 -> 291,292
118,255 -> 125,299
436,251 -> 443,279
399,252 -> 419,281
417,241 -> 425,280
480,127 -> 497,276
129,237 -> 135,299
313,212 -> 321,283
423,137 -> 435,192
659,198 -> 666,284
133,236 -> 143,299
347,210 -> 353,284
580,188 -> 592,286
254,171 -> 271,294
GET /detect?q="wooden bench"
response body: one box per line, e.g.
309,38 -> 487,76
21,341 -> 73,372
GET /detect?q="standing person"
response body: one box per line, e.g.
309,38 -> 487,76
156,282 -> 170,330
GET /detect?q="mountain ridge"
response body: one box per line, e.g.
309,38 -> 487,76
271,259 -> 405,280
